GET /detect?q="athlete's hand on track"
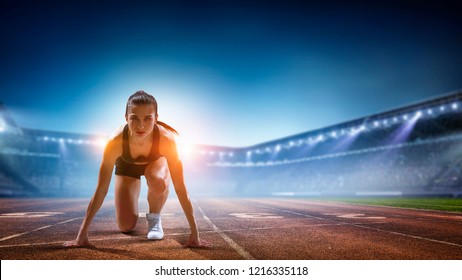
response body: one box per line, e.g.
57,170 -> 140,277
183,234 -> 212,249
63,235 -> 95,248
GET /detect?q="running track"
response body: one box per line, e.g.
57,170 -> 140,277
1,197 -> 461,259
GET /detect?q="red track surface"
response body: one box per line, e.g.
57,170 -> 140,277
1,197 -> 461,259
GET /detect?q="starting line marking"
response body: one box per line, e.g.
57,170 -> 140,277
0,212 -> 65,218
229,213 -> 283,219
324,213 -> 386,219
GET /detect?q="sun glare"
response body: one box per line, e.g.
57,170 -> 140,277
175,136 -> 196,160
96,138 -> 108,148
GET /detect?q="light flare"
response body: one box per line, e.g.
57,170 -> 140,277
175,136 -> 196,160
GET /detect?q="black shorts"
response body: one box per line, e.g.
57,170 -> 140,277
115,157 -> 148,179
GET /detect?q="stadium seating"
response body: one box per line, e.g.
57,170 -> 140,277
1,92 -> 461,197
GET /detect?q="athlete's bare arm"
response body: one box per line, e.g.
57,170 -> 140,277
159,127 -> 211,248
63,130 -> 123,248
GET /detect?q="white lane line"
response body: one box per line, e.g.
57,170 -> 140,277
351,224 -> 462,247
0,217 -> 80,242
0,236 -> 132,248
197,205 -> 255,260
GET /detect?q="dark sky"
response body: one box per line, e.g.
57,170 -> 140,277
1,0 -> 461,146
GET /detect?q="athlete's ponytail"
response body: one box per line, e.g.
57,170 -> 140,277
126,90 -> 179,135
156,121 -> 179,135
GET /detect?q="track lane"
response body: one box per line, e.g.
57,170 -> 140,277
1,198 -> 461,259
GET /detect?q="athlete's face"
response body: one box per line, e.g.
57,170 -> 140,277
125,104 -> 157,138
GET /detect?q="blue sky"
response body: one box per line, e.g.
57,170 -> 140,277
1,0 -> 461,147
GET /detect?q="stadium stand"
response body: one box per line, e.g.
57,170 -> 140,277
186,91 -> 462,197
1,91 -> 461,197
0,103 -> 102,196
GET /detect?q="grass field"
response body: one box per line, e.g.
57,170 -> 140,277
322,197 -> 462,212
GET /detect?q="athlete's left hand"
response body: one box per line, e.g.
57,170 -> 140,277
183,234 -> 212,249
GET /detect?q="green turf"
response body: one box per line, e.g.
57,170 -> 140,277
321,197 -> 462,212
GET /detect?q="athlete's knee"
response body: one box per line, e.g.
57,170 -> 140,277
117,214 -> 138,233
146,173 -> 169,193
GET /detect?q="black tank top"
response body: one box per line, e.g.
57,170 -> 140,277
119,124 -> 161,164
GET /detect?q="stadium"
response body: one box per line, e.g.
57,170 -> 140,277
1,91 -> 461,260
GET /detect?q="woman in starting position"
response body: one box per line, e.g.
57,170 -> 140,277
64,90 -> 210,248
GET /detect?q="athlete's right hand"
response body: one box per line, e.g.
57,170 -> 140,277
63,235 -> 95,248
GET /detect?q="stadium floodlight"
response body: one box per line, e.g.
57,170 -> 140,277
59,138 -> 64,143
427,108 -> 433,115
383,119 -> 388,125
43,136 -> 49,141
406,111 -> 422,123
228,152 -> 234,157
440,105 -> 445,112
403,114 -> 408,120
246,150 -> 252,157
330,131 -> 337,138
348,126 -> 361,136
275,144 -> 281,152
393,117 -> 398,123
289,141 -> 295,147
452,102 -> 459,110
374,121 -> 379,127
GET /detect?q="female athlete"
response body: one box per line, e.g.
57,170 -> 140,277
64,90 -> 210,248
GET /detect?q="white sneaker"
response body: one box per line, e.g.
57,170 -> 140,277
146,213 -> 164,240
